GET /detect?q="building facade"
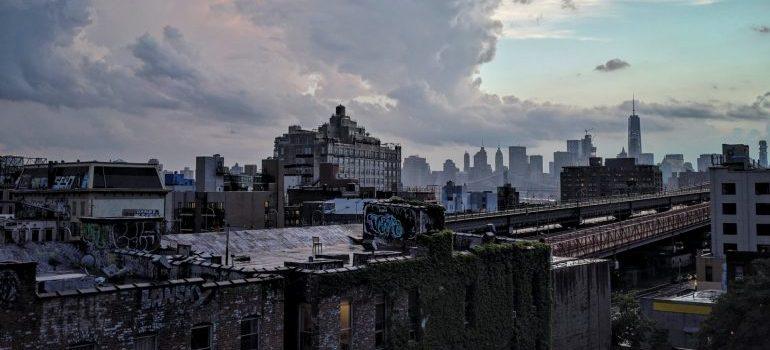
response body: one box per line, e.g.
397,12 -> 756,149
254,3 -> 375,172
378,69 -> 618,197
560,157 -> 662,201
274,105 -> 401,191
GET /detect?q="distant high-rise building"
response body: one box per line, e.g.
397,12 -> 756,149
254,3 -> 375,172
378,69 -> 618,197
196,154 -> 226,192
638,153 -> 654,165
495,146 -> 504,173
403,155 -> 431,188
443,159 -> 459,182
567,140 -> 581,157
508,146 -> 528,185
473,146 -> 489,170
230,162 -> 243,175
244,164 -> 258,176
580,133 -> 596,164
529,155 -> 543,181
627,98 -> 642,159
760,140 -> 767,168
463,151 -> 470,173
617,147 -> 628,159
697,154 -> 722,172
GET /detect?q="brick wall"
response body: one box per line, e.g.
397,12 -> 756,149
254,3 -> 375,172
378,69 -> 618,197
0,262 -> 284,350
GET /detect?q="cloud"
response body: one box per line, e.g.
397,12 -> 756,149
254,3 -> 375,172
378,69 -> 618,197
753,25 -> 770,34
0,0 -> 767,169
595,58 -> 630,72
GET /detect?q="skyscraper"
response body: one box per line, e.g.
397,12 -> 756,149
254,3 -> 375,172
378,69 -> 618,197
463,151 -> 470,173
508,146 -> 528,185
760,140 -> 767,168
628,97 -> 642,159
494,146 -> 504,173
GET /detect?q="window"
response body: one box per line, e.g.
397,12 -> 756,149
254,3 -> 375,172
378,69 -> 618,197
45,228 -> 53,241
31,229 -> 40,242
722,183 -> 736,195
134,335 -> 157,350
464,284 -> 475,328
67,344 -> 95,350
723,243 -> 738,253
241,316 -> 260,350
757,224 -> 770,236
705,266 -> 713,282
408,290 -> 421,341
375,297 -> 387,349
756,183 -> 770,195
722,203 -> 737,215
190,324 -> 212,350
298,303 -> 314,350
723,223 -> 738,235
339,299 -> 352,350
71,201 -> 77,216
757,203 -> 770,215
81,201 -> 86,216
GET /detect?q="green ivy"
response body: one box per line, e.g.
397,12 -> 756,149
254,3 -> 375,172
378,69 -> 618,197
314,231 -> 552,350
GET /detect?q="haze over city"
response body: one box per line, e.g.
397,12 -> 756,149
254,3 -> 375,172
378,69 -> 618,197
1,0 -> 769,170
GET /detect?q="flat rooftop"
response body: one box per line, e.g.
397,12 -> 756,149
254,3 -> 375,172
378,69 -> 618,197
161,224 -> 367,269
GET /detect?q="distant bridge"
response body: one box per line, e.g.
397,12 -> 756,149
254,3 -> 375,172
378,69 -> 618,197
445,186 -> 710,233
542,202 -> 710,258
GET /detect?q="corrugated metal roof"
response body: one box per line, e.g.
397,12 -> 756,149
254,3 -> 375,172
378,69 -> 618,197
162,224 -> 365,269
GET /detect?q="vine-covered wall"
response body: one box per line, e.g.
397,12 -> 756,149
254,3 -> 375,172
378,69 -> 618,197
310,231 -> 552,350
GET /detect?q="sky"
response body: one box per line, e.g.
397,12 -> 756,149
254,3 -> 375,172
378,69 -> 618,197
0,0 -> 768,171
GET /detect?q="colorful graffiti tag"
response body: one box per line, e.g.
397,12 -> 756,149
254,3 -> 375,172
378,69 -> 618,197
364,202 -> 425,241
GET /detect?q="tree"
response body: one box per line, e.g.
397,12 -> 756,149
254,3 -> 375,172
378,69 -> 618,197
611,292 -> 669,349
698,258 -> 770,350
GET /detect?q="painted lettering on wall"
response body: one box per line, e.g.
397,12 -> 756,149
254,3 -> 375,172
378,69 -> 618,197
82,221 -> 160,251
140,284 -> 213,309
364,203 -> 423,242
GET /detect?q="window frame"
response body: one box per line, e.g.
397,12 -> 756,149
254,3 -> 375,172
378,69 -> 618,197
722,183 -> 736,195
134,334 -> 158,350
757,224 -> 770,236
722,222 -> 738,235
190,324 -> 212,350
240,315 -> 260,350
756,203 -> 770,216
339,298 -> 352,350
756,183 -> 770,195
722,203 -> 737,215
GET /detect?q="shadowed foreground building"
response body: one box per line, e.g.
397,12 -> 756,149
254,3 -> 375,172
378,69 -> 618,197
0,202 -> 609,349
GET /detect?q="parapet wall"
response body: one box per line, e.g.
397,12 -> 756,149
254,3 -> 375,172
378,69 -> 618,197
0,261 -> 284,349
552,257 -> 611,350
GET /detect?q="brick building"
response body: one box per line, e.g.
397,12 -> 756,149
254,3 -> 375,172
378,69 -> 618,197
0,201 -> 609,349
560,157 -> 662,201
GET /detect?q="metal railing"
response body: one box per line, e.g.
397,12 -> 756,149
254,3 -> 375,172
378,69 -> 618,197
445,184 -> 709,222
548,202 -> 710,258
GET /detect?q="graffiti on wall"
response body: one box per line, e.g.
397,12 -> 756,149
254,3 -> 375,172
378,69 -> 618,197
140,284 -> 213,309
0,270 -> 20,308
364,203 -> 424,242
82,221 -> 160,251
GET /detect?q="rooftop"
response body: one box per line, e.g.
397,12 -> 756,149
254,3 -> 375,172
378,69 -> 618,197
161,224 -> 367,269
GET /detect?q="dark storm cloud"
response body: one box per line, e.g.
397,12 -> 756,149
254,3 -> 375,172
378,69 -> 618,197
595,58 -> 630,72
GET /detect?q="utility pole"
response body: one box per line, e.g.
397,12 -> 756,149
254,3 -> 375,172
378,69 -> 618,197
224,220 -> 230,266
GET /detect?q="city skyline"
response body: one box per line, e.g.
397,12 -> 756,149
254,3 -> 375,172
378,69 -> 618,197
0,0 -> 768,171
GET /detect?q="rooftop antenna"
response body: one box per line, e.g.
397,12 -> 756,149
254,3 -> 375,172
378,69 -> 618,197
632,94 -> 636,115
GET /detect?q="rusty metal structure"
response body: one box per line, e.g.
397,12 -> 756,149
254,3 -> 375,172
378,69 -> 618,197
446,184 -> 709,233
546,202 -> 710,258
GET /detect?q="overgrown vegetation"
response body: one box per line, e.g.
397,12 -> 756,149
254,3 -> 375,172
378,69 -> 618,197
611,292 -> 669,350
698,258 -> 770,350
315,231 -> 552,349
